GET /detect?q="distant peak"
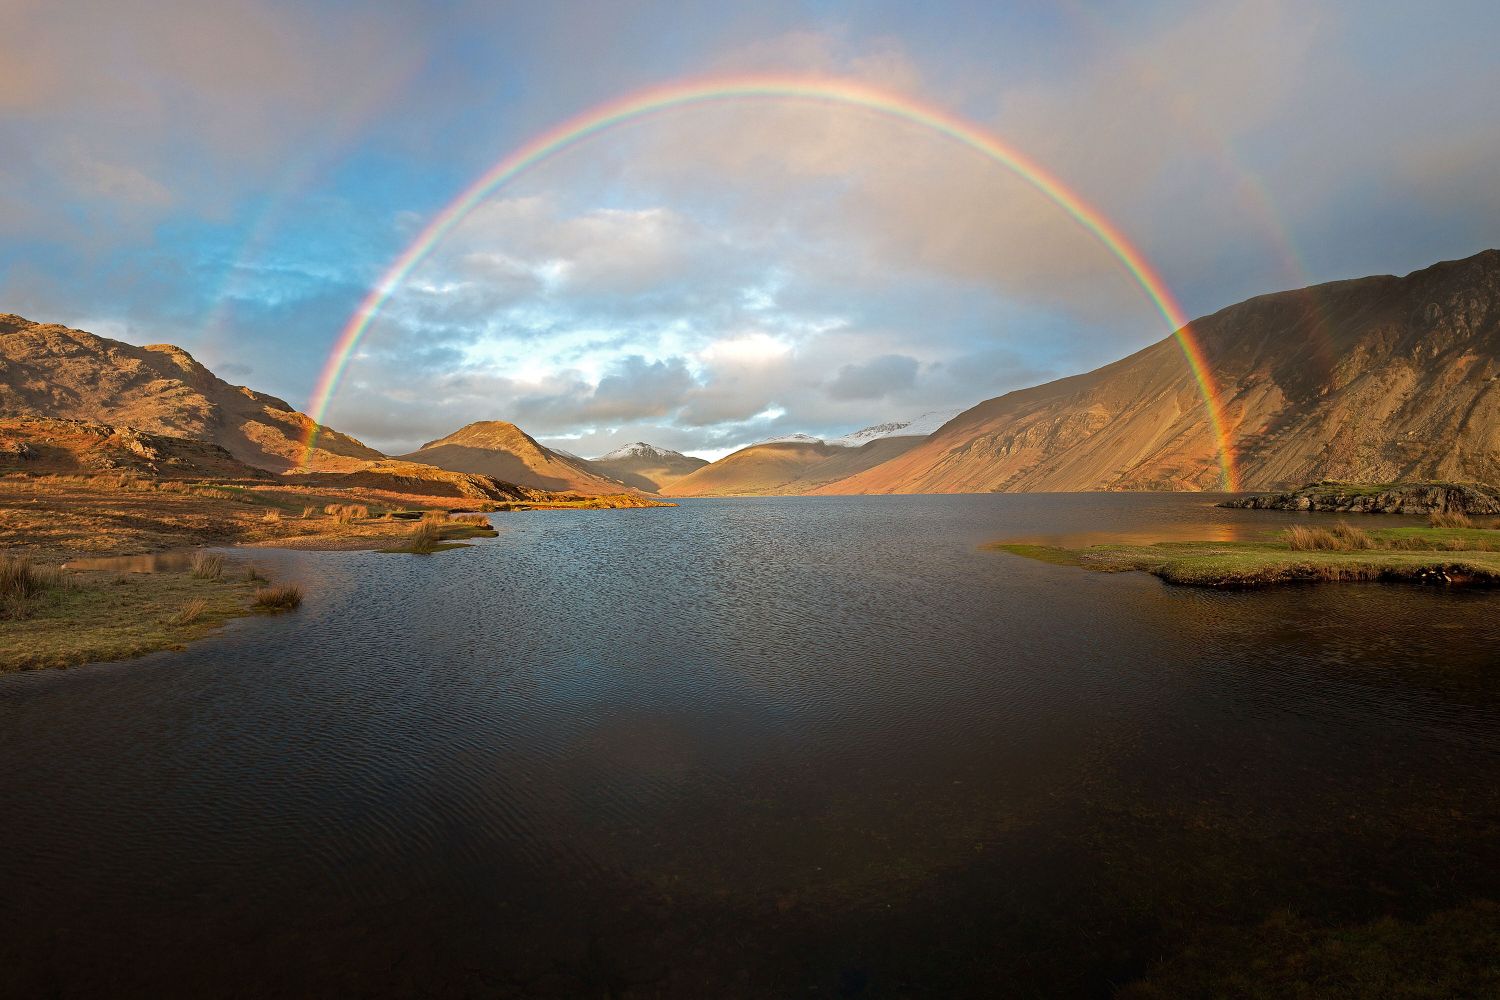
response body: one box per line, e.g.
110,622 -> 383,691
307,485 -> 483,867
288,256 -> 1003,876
753,432 -> 825,446
594,441 -> 687,461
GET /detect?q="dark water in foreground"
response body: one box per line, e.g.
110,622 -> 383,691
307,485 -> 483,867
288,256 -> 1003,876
2,494 -> 1497,997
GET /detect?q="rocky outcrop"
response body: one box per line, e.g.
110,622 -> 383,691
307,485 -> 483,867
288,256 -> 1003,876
1220,480 -> 1500,514
0,314 -> 382,472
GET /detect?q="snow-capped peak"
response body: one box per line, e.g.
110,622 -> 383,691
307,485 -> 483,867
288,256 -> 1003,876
753,432 -> 825,446
594,441 -> 685,461
826,409 -> 962,448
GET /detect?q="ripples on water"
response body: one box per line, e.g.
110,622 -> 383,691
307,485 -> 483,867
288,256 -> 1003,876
1,494 -> 1496,997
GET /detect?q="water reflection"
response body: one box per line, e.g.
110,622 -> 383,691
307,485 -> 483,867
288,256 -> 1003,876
62,549 -> 199,572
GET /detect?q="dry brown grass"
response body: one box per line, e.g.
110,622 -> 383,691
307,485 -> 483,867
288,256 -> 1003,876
452,513 -> 490,526
301,506 -> 317,519
189,551 -> 223,580
404,521 -> 444,553
252,583 -> 303,612
1,554 -> 60,618
1431,510 -> 1474,528
1284,525 -> 1343,550
261,508 -> 281,523
321,503 -> 370,524
1329,521 -> 1375,549
162,598 -> 208,626
421,509 -> 449,524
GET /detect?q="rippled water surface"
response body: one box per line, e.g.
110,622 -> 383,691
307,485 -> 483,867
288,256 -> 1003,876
2,494 -> 1497,997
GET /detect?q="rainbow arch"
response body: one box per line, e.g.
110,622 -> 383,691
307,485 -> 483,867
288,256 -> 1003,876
303,75 -> 1239,490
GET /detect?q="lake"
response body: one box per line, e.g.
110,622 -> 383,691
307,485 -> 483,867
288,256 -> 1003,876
2,494 -> 1496,997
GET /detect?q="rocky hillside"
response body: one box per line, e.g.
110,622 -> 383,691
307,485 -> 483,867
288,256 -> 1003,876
0,414 -> 270,480
585,442 -> 707,493
819,250 -> 1500,494
0,314 -> 380,473
398,421 -> 632,495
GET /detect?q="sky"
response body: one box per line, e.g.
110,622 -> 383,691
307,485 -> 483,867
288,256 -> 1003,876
3,1 -> 1499,460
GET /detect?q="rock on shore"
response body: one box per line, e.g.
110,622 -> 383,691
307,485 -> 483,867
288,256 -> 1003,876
1220,481 -> 1500,514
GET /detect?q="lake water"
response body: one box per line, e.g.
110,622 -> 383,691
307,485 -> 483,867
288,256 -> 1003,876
2,494 -> 1496,997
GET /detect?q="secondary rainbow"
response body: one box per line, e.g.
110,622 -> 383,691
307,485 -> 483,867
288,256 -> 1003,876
303,75 -> 1239,489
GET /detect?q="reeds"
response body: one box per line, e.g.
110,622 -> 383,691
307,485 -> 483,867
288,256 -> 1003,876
1431,510 -> 1473,528
301,506 -> 317,519
252,584 -> 303,612
189,551 -> 224,580
261,508 -> 281,523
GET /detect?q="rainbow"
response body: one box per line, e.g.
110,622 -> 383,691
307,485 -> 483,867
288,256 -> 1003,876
303,75 -> 1239,489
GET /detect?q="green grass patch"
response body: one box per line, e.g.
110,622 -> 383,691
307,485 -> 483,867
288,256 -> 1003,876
988,543 -> 1084,567
0,567 -> 261,671
988,526 -> 1500,588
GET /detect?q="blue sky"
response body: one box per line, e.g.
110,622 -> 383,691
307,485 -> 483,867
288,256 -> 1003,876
3,1 -> 1498,458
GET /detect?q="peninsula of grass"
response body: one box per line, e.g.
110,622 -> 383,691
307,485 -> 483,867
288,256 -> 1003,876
991,520 -> 1500,588
0,553 -> 282,671
381,513 -> 499,554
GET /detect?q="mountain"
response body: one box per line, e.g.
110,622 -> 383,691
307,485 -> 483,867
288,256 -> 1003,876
0,314 -> 382,473
660,435 -> 924,497
585,442 -> 708,493
397,421 -> 632,494
817,250 -> 1500,494
826,409 -> 963,448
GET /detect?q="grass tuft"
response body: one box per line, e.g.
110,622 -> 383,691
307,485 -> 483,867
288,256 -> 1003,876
189,551 -> 224,580
1284,525 -> 1341,550
162,598 -> 208,627
1431,509 -> 1474,528
1329,521 -> 1375,549
0,554 -> 60,619
252,583 -> 302,612
404,521 -> 444,553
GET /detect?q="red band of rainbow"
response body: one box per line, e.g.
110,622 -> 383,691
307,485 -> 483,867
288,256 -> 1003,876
303,75 -> 1238,490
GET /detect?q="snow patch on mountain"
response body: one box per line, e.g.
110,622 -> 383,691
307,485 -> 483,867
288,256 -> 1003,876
594,441 -> 690,462
826,409 -> 962,447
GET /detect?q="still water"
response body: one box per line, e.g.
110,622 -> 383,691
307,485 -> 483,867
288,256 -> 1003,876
2,495 -> 1496,997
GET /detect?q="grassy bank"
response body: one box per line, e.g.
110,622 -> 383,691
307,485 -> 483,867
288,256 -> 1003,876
382,513 -> 500,554
0,553 -> 301,671
991,522 -> 1500,588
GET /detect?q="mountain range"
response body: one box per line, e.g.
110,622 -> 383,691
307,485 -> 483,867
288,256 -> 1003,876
3,250 -> 1495,496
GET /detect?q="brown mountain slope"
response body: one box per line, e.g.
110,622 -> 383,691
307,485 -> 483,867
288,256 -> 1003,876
818,250 -> 1500,494
398,421 -> 631,494
584,443 -> 708,493
661,437 -> 921,496
0,314 -> 381,473
662,441 -> 840,496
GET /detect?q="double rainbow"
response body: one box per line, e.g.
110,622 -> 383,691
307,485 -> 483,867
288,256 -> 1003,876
303,75 -> 1238,490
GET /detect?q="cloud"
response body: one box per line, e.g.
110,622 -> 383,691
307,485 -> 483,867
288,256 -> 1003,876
825,354 -> 918,400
